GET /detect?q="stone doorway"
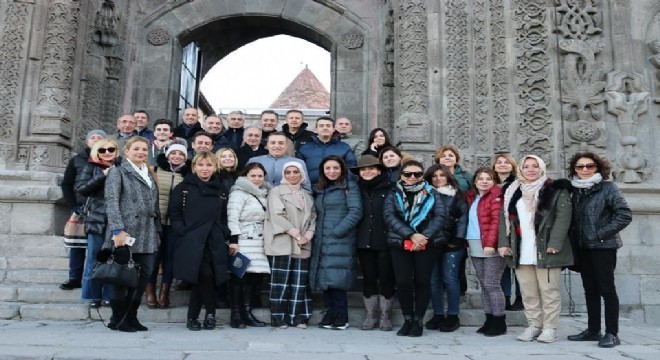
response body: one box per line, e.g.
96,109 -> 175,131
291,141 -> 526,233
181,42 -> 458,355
135,0 -> 374,138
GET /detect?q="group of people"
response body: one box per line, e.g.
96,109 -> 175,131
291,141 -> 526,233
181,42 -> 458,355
59,110 -> 631,348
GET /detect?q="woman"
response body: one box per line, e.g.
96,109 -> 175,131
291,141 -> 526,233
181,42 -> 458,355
424,164 -> 468,332
499,155 -> 573,343
145,143 -> 191,309
60,129 -> 107,291
104,136 -> 161,332
362,128 -> 393,158
227,163 -> 271,329
492,153 -> 524,311
383,159 -> 447,337
379,146 -> 403,184
170,151 -> 232,331
465,168 -> 506,337
311,156 -> 362,330
264,162 -> 317,329
75,138 -> 119,308
566,152 -> 632,348
351,155 -> 396,331
216,147 -> 239,191
435,145 -> 472,193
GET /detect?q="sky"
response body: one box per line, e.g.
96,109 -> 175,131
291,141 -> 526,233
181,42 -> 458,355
199,35 -> 331,114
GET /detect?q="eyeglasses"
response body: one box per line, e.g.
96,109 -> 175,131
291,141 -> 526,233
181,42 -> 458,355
98,147 -> 116,154
574,163 -> 597,170
401,171 -> 424,178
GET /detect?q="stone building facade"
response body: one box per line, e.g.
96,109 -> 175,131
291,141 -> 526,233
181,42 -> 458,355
1,0 -> 660,324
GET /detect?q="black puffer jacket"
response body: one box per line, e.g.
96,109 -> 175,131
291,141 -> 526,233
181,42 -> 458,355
61,149 -> 91,209
356,173 -> 391,251
570,181 -> 632,250
435,190 -> 468,251
75,159 -> 118,235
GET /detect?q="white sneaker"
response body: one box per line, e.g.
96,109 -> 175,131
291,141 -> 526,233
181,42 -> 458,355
537,328 -> 558,343
517,326 -> 542,342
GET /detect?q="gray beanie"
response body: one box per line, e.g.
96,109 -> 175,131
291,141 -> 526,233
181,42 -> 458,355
85,129 -> 107,141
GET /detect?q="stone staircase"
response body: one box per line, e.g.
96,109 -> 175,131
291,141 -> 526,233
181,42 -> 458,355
0,233 -> 529,327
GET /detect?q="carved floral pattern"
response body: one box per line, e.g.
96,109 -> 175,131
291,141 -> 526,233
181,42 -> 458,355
394,0 -> 430,143
490,0 -> 510,152
473,0 -> 490,154
445,0 -> 471,149
513,0 -> 553,162
147,26 -> 170,46
341,33 -> 363,49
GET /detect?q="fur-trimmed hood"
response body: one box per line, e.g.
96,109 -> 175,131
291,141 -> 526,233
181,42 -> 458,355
507,178 -> 572,232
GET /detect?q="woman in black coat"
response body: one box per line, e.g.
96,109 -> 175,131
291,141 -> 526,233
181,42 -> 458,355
75,139 -> 119,308
351,155 -> 396,331
361,128 -> 393,158
59,129 -> 107,290
170,151 -> 234,331
566,152 -> 632,348
383,159 -> 448,337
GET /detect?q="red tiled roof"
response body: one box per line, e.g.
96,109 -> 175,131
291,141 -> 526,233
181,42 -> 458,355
270,66 -> 329,109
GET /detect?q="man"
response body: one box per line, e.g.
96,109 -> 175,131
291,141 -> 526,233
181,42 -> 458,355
203,115 -> 232,152
282,109 -> 313,152
223,110 -> 245,149
147,119 -> 186,166
335,117 -> 365,159
134,110 -> 154,141
173,107 -> 203,148
110,114 -> 137,149
235,126 -> 268,171
189,131 -> 214,159
247,132 -> 311,190
259,110 -> 279,146
297,116 -> 357,185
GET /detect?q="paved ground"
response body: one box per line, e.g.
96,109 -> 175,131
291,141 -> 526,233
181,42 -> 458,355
0,315 -> 658,359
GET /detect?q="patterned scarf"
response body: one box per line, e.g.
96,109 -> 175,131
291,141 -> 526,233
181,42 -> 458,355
570,173 -> 602,189
395,180 -> 435,231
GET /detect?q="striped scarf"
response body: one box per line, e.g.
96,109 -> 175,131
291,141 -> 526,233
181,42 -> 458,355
395,181 -> 435,231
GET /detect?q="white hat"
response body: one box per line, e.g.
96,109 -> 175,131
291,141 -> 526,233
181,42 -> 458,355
165,144 -> 188,160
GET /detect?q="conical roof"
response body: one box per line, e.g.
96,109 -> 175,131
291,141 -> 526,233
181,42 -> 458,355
270,65 -> 329,109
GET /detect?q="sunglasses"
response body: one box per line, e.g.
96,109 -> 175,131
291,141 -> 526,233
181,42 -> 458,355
401,171 -> 424,178
98,147 -> 116,154
574,163 -> 596,170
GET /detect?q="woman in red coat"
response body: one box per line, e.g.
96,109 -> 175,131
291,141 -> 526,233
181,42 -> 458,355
465,167 -> 506,336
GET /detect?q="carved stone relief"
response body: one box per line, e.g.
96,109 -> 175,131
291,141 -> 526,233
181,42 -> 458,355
490,0 -> 510,153
0,2 -> 30,166
513,0 -> 554,164
341,33 -> 363,49
147,26 -> 170,46
381,5 -> 395,135
445,0 -> 471,149
605,71 -> 650,183
472,0 -> 491,155
31,0 -> 80,148
555,0 -> 606,155
650,40 -> 660,103
94,0 -> 119,47
394,0 -> 430,143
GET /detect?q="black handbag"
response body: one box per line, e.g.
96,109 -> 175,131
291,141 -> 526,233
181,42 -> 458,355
91,247 -> 140,288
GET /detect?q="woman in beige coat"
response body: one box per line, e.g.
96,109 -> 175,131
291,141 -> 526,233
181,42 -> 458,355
264,161 -> 317,329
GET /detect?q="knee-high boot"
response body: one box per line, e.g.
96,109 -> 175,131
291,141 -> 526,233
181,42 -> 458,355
230,283 -> 246,329
241,285 -> 266,327
378,295 -> 393,331
109,298 -> 135,332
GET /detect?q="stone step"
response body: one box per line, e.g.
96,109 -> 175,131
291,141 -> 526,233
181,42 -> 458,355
5,256 -> 68,270
0,300 -> 529,326
3,269 -> 70,284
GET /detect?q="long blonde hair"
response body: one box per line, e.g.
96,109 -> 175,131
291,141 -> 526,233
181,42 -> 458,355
90,139 -> 119,163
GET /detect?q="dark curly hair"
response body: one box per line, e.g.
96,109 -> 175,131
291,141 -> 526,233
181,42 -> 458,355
567,152 -> 611,180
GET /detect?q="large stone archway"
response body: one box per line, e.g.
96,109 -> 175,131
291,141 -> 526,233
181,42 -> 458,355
132,0 -> 375,139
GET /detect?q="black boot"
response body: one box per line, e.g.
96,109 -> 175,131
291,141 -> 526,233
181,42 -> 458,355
127,298 -> 148,331
408,319 -> 423,337
425,314 -> 445,330
439,315 -> 460,332
230,284 -> 246,329
108,299 -> 135,332
241,285 -> 266,327
397,316 -> 413,336
203,313 -> 216,330
484,315 -> 507,337
509,296 -> 524,311
477,313 -> 493,334
505,295 -> 513,311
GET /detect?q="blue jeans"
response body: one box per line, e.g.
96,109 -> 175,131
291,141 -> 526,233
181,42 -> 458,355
323,288 -> 348,313
68,247 -> 85,281
81,233 -> 110,301
430,248 -> 465,316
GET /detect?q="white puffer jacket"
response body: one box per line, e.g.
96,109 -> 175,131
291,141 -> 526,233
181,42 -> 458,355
227,176 -> 271,274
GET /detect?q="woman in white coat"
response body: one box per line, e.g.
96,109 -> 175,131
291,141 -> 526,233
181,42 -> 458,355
227,162 -> 271,328
264,161 -> 317,329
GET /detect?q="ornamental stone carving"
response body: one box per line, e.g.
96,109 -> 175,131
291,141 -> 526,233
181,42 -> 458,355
605,71 -> 650,183
555,0 -> 606,153
395,0 -> 430,143
649,40 -> 660,103
94,0 -> 119,47
147,26 -> 170,46
513,0 -> 553,164
341,33 -> 363,49
445,0 -> 471,149
490,0 -> 511,153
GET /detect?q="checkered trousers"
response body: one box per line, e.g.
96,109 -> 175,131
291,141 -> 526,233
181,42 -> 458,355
269,256 -> 312,326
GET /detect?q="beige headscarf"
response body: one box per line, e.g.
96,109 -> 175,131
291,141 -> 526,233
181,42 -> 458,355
503,155 -> 548,235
